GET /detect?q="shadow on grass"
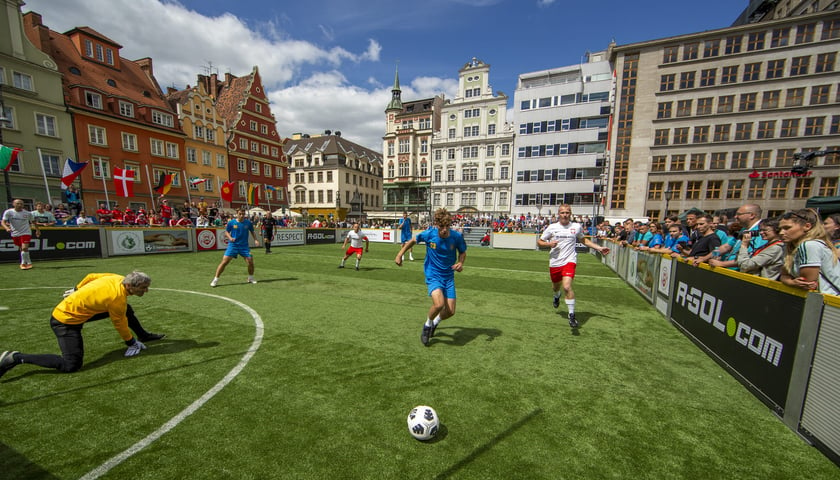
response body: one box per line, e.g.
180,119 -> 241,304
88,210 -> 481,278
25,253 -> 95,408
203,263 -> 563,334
434,408 -> 543,479
431,327 -> 502,347
210,277 -> 298,286
0,442 -> 61,480
34,264 -> 98,270
424,423 -> 449,444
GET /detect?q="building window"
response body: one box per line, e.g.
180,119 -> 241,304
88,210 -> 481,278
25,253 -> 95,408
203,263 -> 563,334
743,63 -> 761,81
150,139 -> 164,156
706,180 -> 722,199
676,100 -> 692,117
92,157 -> 110,179
775,149 -> 795,167
771,27 -> 790,47
699,68 -> 716,87
693,125 -> 709,143
648,182 -> 664,200
762,90 -> 781,109
151,111 -> 174,127
689,153 -> 706,170
186,147 -> 197,163
670,154 -> 685,171
657,102 -> 672,119
785,87 -> 805,107
88,125 -> 107,145
703,39 -> 720,57
651,156 -> 666,172
766,59 -> 785,79
769,179 -> 789,199
780,118 -> 800,137
485,166 -> 494,180
122,133 -> 138,152
500,166 -> 509,180
85,91 -> 103,109
713,124 -> 731,142
718,95 -> 734,113
710,152 -> 727,169
35,113 -> 57,137
84,39 -> 93,57
679,71 -> 695,89
399,138 -> 410,153
734,122 -> 752,140
660,74 -> 675,91
217,154 -> 226,168
739,93 -> 757,111
804,117 -> 824,136
251,160 -> 260,175
696,97 -> 713,115
683,43 -> 699,60
673,127 -> 689,144
796,23 -> 816,43
727,180 -> 744,199
754,150 -> 771,168
119,101 -> 134,118
725,35 -> 742,54
12,71 -> 33,90
819,177 -> 838,196
815,52 -> 836,73
686,181 -> 702,200
654,129 -> 669,146
747,31 -> 765,51
165,142 -> 178,158
757,120 -> 776,139
810,85 -> 830,105
721,65 -> 738,84
731,151 -> 749,169
821,19 -> 840,40
790,56 -> 810,76
662,46 -> 677,63
748,179 -> 766,199
793,178 -> 813,198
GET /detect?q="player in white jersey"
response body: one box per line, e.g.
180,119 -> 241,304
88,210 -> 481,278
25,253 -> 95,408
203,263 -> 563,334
2,199 -> 40,270
537,204 -> 609,328
339,223 -> 369,271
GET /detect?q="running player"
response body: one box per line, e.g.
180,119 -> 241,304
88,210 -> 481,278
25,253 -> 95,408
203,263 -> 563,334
398,211 -> 414,261
338,223 -> 369,270
395,208 -> 467,346
537,204 -> 610,328
2,199 -> 40,270
211,208 -> 259,287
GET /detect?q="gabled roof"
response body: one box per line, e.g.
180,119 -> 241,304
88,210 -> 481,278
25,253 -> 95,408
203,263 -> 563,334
283,134 -> 382,165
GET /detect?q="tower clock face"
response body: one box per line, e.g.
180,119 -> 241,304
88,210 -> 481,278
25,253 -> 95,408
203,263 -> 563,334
389,114 -> 394,120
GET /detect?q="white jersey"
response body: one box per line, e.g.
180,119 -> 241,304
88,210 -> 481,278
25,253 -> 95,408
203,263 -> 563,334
540,221 -> 584,267
2,208 -> 33,237
346,230 -> 367,248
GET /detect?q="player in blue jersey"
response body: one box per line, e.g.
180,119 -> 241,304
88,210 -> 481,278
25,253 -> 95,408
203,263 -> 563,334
398,211 -> 414,261
395,208 -> 467,346
211,208 -> 259,287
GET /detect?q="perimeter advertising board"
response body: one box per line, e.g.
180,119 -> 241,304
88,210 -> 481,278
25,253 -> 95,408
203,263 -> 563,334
109,229 -> 192,255
670,262 -> 805,410
305,228 -> 337,245
0,228 -> 102,262
270,229 -> 305,247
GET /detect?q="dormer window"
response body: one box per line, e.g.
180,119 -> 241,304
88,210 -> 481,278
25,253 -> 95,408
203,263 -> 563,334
106,49 -> 114,65
118,101 -> 134,118
85,91 -> 103,109
84,39 -> 93,57
95,44 -> 104,61
151,110 -> 174,127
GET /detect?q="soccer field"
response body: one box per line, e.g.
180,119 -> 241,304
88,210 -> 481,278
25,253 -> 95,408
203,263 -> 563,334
0,245 -> 836,479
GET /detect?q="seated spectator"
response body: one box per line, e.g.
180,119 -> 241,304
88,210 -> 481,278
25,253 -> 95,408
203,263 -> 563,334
149,213 -> 163,227
196,215 -> 210,228
172,212 -> 192,227
736,217 -> 784,280
53,204 -> 71,225
110,205 -> 124,226
123,208 -> 136,226
480,230 -> 491,246
74,211 -> 96,226
96,203 -> 112,225
32,202 -> 57,226
779,209 -> 840,295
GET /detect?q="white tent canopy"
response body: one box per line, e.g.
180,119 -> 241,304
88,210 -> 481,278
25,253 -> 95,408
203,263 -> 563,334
248,207 -> 267,216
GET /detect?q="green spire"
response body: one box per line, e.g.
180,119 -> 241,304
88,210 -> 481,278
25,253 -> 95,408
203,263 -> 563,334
386,63 -> 402,111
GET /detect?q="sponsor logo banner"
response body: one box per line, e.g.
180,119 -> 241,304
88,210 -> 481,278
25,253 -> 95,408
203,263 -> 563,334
109,229 -> 191,255
196,229 -> 218,250
0,228 -> 102,262
305,228 -> 337,245
670,262 -> 803,410
270,229 -> 305,246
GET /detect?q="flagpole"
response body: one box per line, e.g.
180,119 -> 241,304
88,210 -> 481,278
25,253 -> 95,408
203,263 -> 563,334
266,185 -> 272,213
144,164 -> 157,212
182,169 -> 192,204
100,167 -> 110,207
36,148 -> 53,205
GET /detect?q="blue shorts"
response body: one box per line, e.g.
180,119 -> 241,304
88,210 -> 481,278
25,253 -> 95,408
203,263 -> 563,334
426,276 -> 456,299
224,244 -> 252,259
401,232 -> 412,243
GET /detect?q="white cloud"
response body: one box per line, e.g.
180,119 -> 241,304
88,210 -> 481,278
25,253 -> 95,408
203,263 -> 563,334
537,0 -> 557,7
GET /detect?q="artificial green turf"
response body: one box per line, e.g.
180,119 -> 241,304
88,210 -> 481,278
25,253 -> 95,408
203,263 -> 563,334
0,244 -> 836,479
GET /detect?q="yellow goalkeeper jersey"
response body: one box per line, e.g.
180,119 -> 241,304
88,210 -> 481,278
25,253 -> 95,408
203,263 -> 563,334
52,273 -> 132,341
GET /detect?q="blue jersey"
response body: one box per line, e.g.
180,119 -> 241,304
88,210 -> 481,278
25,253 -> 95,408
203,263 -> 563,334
226,218 -> 254,248
416,227 -> 467,281
399,217 -> 413,243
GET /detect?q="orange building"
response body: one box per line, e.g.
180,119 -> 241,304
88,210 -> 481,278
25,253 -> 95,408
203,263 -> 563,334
24,12 -> 186,213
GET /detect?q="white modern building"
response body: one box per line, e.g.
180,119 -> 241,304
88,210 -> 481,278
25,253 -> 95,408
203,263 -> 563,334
511,50 -> 613,219
431,58 -> 514,217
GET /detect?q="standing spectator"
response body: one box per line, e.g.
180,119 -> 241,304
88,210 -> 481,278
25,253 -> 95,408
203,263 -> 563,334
172,211 -> 192,227
123,208 -> 137,226
398,211 -> 414,261
650,224 -> 689,255
2,199 -> 40,270
211,208 -> 259,287
395,208 -> 467,346
96,203 -> 112,225
260,214 -> 276,254
65,185 -> 82,215
823,213 -> 840,251
640,222 -> 664,251
159,199 -> 173,226
339,222 -> 369,270
779,209 -> 840,294
196,214 -> 210,228
684,214 -> 721,266
733,203 -> 767,255
197,197 -> 209,216
32,202 -> 57,226
536,204 -> 609,328
736,217 -> 784,280
0,271 -> 164,378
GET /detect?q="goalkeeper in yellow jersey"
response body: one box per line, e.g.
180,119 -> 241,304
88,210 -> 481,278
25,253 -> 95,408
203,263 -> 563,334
0,271 -> 164,378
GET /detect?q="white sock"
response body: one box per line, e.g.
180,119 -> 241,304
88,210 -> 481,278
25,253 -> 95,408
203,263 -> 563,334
22,252 -> 31,264
565,299 -> 575,314
425,318 -> 433,327
213,277 -> 219,282
432,315 -> 441,326
248,275 -> 255,282
554,292 -> 561,299
340,259 -> 345,266
355,259 -> 360,268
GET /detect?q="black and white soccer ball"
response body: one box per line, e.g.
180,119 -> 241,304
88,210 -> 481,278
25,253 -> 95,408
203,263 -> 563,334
407,405 -> 439,441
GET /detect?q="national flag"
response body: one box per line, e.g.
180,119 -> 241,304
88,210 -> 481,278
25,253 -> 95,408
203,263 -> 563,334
220,181 -> 234,202
154,173 -> 176,195
113,167 -> 135,197
265,185 -> 276,192
60,158 -> 88,190
189,176 -> 209,186
247,183 -> 260,206
0,144 -> 22,171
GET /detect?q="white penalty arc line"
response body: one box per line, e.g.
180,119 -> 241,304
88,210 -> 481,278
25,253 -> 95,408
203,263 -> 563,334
69,288 -> 264,480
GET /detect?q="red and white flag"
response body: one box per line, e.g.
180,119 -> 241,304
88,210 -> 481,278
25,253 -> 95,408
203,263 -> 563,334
113,167 -> 135,197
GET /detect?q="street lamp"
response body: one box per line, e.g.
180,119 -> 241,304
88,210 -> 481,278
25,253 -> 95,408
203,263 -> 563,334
0,85 -> 13,208
663,190 -> 675,218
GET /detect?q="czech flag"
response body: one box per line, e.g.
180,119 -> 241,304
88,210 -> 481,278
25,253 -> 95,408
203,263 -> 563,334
247,183 -> 260,206
220,181 -> 234,202
113,167 -> 135,197
0,144 -> 22,171
155,173 -> 176,196
60,158 -> 88,190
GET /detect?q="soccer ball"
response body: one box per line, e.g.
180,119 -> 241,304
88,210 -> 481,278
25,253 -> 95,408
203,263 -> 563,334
407,405 -> 439,441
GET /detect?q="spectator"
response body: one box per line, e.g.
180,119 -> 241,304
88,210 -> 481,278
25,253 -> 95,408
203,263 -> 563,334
823,213 -> 840,251
196,214 -> 210,228
640,222 -> 664,251
684,214 -> 721,266
159,199 -> 173,226
75,211 -> 96,226
123,208 -> 136,226
96,203 -> 112,225
110,205 -> 124,226
32,202 -> 57,227
135,209 -> 149,226
779,209 -> 840,295
736,217 -> 784,280
65,185 -> 82,215
172,211 -> 192,227
53,204 -> 71,225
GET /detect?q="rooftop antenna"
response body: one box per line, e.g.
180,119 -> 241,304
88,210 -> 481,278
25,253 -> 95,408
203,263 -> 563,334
200,60 -> 219,76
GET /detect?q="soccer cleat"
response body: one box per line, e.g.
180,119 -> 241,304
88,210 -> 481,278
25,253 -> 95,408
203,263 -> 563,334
568,313 -> 579,328
247,278 -> 258,284
24,264 -> 33,269
421,324 -> 433,346
210,279 -> 218,287
139,333 -> 166,342
355,266 -> 359,271
19,264 -> 26,270
0,350 -> 19,379
338,265 -> 345,269
409,254 -> 414,261
553,296 -> 560,308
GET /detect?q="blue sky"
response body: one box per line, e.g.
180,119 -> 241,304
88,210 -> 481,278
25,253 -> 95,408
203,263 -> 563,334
23,0 -> 747,150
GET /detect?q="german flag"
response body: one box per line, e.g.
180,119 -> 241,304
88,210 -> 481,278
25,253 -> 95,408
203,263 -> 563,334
155,173 -> 176,196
